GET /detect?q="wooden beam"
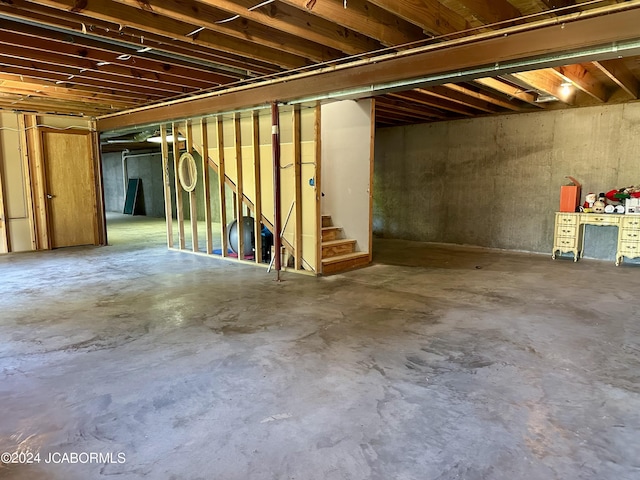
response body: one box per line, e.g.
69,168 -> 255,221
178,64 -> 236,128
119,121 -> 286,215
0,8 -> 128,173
367,0 -> 470,36
192,0 -> 382,55
17,114 -> 37,250
512,69 -> 576,105
172,122 -> 185,249
454,0 -> 522,25
539,0 -> 576,12
90,120 -> 106,246
24,0 -> 311,69
314,103 -> 322,274
216,117 -> 228,257
0,0 -> 278,76
233,114 -> 244,260
200,118 -> 213,254
97,7 -> 640,130
185,120 -> 198,253
160,124 -> 174,248
23,116 -> 50,249
475,77 -> 541,106
293,106 -> 302,270
251,112 -> 262,265
593,59 -> 639,99
389,90 -> 479,116
430,84 -> 515,112
0,141 -> 9,253
279,0 -> 424,48
552,64 -> 609,102
111,0 -> 344,62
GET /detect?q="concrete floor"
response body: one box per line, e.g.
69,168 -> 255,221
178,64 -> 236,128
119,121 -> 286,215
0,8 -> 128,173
1,214 -> 640,480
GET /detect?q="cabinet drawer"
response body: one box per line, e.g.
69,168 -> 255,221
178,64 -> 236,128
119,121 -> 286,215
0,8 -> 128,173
622,217 -> 640,229
555,237 -> 578,249
581,214 -> 621,226
620,229 -> 640,242
555,225 -> 579,238
619,241 -> 640,254
556,214 -> 578,226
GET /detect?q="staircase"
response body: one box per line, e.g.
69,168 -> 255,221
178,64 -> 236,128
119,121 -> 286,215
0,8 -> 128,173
321,214 -> 370,275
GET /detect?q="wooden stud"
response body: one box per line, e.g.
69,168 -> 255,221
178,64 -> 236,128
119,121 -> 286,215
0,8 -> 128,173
172,122 -> 185,249
89,120 -> 106,246
17,114 -> 37,250
314,102 -> 323,275
216,117 -> 228,257
0,142 -> 9,253
160,124 -> 174,248
234,113 -> 244,260
293,105 -> 302,270
200,118 -> 213,254
27,116 -> 50,250
252,111 -> 262,264
368,99 -> 376,262
185,120 -> 198,252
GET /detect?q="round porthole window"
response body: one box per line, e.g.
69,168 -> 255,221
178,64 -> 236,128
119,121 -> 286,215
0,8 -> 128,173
178,152 -> 198,192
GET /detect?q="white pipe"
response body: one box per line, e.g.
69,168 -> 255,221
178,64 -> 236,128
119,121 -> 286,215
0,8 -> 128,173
121,151 -> 162,200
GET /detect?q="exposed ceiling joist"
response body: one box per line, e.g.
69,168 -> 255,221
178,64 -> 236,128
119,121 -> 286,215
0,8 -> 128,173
280,0 -> 424,47
454,0 -> 522,24
475,77 -> 540,106
512,69 -> 577,105
367,0 -> 470,36
593,59 -> 640,99
553,64 -> 609,102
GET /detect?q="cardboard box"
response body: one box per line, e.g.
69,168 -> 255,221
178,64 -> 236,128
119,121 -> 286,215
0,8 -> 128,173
560,176 -> 581,213
625,197 -> 640,215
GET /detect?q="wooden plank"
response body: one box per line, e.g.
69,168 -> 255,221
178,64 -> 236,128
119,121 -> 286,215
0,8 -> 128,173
17,113 -> 36,250
172,122 -> 185,249
185,120 -> 198,253
252,111 -> 262,264
512,69 -> 576,105
593,59 -> 639,99
553,64 -> 608,102
454,0 -> 522,25
216,117 -> 228,257
367,0 -> 469,36
0,142 -> 9,253
160,124 -> 174,248
200,118 -> 213,254
25,116 -> 49,250
293,106 -> 302,270
234,114 -> 244,260
99,5 -> 640,131
368,98 -> 375,262
90,121 -> 107,246
315,103 -> 323,275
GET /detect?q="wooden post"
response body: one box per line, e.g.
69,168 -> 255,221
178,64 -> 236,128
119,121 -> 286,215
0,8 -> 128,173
172,122 -> 185,249
200,118 -> 213,254
90,120 -> 107,246
252,111 -> 262,264
216,117 -> 228,257
293,105 -> 302,270
160,124 -> 174,248
315,102 -> 323,275
368,98 -> 376,261
234,113 -> 244,260
0,147 -> 9,253
17,114 -> 37,250
27,116 -> 50,250
272,102 -> 282,279
185,120 -> 198,252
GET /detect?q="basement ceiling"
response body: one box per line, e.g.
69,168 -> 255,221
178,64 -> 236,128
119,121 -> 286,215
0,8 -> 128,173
1,0 -> 639,130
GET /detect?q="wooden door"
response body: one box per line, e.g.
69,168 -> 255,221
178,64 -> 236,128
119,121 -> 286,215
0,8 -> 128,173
42,131 -> 98,248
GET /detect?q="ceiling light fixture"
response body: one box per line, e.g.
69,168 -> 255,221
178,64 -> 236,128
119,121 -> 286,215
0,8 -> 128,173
560,81 -> 573,96
147,134 -> 186,143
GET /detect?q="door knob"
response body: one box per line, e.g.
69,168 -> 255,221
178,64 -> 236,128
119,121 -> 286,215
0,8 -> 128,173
46,194 -> 55,199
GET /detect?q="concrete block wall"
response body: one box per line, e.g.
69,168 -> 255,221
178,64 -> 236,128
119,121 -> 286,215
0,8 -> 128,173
374,101 -> 640,261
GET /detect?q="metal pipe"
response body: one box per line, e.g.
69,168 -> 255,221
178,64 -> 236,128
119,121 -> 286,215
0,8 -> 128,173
271,102 -> 282,280
121,150 -> 162,200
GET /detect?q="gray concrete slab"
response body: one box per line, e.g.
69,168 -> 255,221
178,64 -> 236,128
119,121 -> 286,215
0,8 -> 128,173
1,216 -> 639,479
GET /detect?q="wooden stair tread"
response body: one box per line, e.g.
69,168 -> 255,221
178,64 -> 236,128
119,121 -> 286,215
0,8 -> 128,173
322,239 -> 355,247
322,226 -> 342,231
321,252 -> 369,265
